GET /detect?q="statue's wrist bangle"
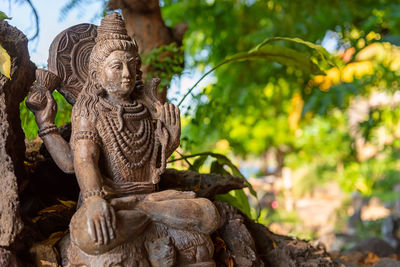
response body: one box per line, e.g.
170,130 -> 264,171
82,189 -> 105,201
38,124 -> 58,138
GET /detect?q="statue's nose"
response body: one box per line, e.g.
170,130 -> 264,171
122,63 -> 131,78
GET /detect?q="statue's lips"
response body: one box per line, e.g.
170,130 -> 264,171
121,80 -> 132,85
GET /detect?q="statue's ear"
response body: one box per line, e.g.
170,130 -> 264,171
90,69 -> 97,81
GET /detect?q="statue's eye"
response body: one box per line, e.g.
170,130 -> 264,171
111,63 -> 122,69
128,61 -> 135,69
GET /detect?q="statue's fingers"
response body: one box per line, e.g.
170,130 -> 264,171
88,219 -> 97,242
169,104 -> 175,125
45,90 -> 55,106
155,101 -> 162,108
30,91 -> 41,102
175,106 -> 180,126
105,207 -> 115,239
155,101 -> 162,113
94,219 -> 103,245
44,90 -> 56,114
159,102 -> 165,123
110,206 -> 117,233
100,216 -> 109,244
164,103 -> 171,125
162,127 -> 169,140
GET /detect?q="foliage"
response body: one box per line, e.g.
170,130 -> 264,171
178,36 -> 336,106
160,0 -> 400,205
0,44 -> 11,79
257,207 -> 316,240
354,219 -> 385,241
0,11 -> 12,20
60,0 -> 107,21
142,43 -> 184,90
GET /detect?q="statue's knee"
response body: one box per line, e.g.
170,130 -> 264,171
69,207 -> 119,255
190,198 -> 221,234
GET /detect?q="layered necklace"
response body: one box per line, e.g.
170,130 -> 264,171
97,97 -> 155,183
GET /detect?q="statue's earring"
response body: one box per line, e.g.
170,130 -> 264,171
90,70 -> 105,97
90,70 -> 97,81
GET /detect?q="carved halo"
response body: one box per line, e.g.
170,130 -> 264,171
47,20 -> 162,114
48,23 -> 97,105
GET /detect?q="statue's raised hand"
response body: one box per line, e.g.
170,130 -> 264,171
26,69 -> 61,129
155,101 -> 181,153
26,90 -> 57,128
83,196 -> 116,246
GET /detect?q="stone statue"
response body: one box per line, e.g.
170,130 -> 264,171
26,12 -> 219,267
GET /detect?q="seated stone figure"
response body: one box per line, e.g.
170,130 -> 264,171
27,12 -> 219,267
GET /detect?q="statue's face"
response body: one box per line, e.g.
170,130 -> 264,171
100,50 -> 136,101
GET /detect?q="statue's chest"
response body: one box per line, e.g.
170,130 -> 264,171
97,101 -> 155,173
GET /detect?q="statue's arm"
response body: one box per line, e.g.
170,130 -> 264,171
71,116 -> 104,193
26,88 -> 74,173
74,139 -> 103,193
72,117 -> 116,245
41,130 -> 74,173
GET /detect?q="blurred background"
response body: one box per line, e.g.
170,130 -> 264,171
3,0 -> 400,257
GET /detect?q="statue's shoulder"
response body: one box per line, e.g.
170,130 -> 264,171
72,114 -> 97,132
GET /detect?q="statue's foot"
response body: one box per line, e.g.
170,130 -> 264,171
137,197 -> 220,234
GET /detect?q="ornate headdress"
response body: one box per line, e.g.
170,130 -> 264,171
89,12 -> 139,75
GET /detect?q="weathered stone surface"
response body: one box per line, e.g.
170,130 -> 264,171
244,217 -> 335,267
214,201 -> 264,267
30,243 -> 59,267
0,247 -> 19,267
0,21 -> 35,247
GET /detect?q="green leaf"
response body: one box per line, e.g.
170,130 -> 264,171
216,189 -> 252,218
210,160 -> 231,176
189,155 -> 208,172
0,44 -> 11,79
178,36 -> 337,107
208,152 -> 258,198
0,11 -> 11,20
252,36 -> 334,69
226,45 -> 321,76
